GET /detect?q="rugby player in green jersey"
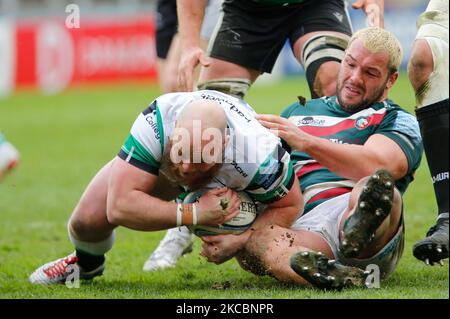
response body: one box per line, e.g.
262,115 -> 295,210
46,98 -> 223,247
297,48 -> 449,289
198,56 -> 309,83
202,27 -> 423,290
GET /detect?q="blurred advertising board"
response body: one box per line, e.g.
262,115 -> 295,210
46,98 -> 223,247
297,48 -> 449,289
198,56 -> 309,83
0,15 -> 157,96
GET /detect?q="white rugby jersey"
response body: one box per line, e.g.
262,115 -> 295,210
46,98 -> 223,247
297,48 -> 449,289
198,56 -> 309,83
119,90 -> 294,203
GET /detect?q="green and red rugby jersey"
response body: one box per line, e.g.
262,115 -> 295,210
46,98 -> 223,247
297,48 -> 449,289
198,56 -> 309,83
281,96 -> 423,214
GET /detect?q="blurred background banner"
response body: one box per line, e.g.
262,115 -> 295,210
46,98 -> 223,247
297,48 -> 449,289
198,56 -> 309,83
19,17 -> 157,93
5,16 -> 157,95
0,0 -> 428,96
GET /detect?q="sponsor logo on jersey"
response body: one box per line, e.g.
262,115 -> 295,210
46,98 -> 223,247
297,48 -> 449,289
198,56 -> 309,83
200,93 -> 231,105
200,93 -> 252,123
297,117 -> 326,126
145,113 -> 160,140
231,161 -> 248,178
329,138 -> 346,144
257,157 -> 283,190
230,105 -> 251,123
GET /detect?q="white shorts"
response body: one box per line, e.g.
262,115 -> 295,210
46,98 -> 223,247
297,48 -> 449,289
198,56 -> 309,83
291,193 -> 404,279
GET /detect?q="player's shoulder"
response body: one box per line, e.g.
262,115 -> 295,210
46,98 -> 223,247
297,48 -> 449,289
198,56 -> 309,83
281,96 -> 336,118
154,91 -> 194,108
156,90 -> 256,115
381,99 -> 417,123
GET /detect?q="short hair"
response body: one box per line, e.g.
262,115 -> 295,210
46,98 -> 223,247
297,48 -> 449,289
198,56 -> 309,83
348,27 -> 403,74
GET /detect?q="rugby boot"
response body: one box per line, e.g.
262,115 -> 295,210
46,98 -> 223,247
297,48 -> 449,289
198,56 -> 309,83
290,250 -> 369,290
340,169 -> 395,258
29,252 -> 105,285
143,226 -> 194,271
413,215 -> 449,266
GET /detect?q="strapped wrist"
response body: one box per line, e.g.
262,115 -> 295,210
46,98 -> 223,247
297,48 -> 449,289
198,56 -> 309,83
176,203 -> 198,226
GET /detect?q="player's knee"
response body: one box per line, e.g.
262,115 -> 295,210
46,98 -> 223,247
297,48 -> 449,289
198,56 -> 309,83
68,215 -> 93,240
70,203 -> 109,239
301,34 -> 349,98
245,227 -> 269,252
241,226 -> 279,264
238,228 -> 276,276
247,225 -> 283,248
197,78 -> 252,99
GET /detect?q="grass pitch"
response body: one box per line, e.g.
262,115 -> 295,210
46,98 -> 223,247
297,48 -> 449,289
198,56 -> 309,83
0,76 -> 448,299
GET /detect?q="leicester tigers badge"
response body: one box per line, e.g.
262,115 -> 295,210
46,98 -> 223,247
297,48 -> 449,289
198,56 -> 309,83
355,116 -> 370,130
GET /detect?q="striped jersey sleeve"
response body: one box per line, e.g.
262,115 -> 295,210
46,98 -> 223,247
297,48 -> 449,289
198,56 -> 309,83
375,106 -> 423,172
245,145 -> 295,204
118,101 -> 163,175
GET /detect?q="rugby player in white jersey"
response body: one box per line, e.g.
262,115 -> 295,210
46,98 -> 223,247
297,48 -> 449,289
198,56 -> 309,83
143,0 -> 224,270
29,91 -> 302,284
408,0 -> 449,265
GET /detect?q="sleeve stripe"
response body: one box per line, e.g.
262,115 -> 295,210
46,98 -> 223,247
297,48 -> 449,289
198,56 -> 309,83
118,149 -> 159,175
378,131 -> 423,171
123,134 -> 160,168
284,161 -> 295,190
249,160 -> 295,203
155,103 -> 165,155
142,101 -> 157,116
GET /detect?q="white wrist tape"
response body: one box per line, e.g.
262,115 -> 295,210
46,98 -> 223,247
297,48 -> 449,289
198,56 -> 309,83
176,203 -> 183,227
192,204 -> 198,226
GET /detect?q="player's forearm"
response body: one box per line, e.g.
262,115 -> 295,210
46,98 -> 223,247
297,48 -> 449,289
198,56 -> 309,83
107,191 -> 178,231
366,0 -> 384,27
302,135 -> 389,181
255,205 -> 301,230
176,0 -> 208,48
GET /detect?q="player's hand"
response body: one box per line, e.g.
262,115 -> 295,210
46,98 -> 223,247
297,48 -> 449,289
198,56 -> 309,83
196,188 -> 241,226
351,0 -> 384,27
256,114 -> 310,151
200,233 -> 249,264
177,46 -> 211,92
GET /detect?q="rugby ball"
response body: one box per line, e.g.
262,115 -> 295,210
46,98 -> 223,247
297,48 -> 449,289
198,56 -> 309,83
183,191 -> 257,236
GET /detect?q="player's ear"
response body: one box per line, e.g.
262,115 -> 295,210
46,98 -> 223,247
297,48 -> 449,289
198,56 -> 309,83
386,71 -> 399,90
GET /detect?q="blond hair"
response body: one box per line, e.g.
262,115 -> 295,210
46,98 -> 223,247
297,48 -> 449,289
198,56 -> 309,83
348,27 -> 403,74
